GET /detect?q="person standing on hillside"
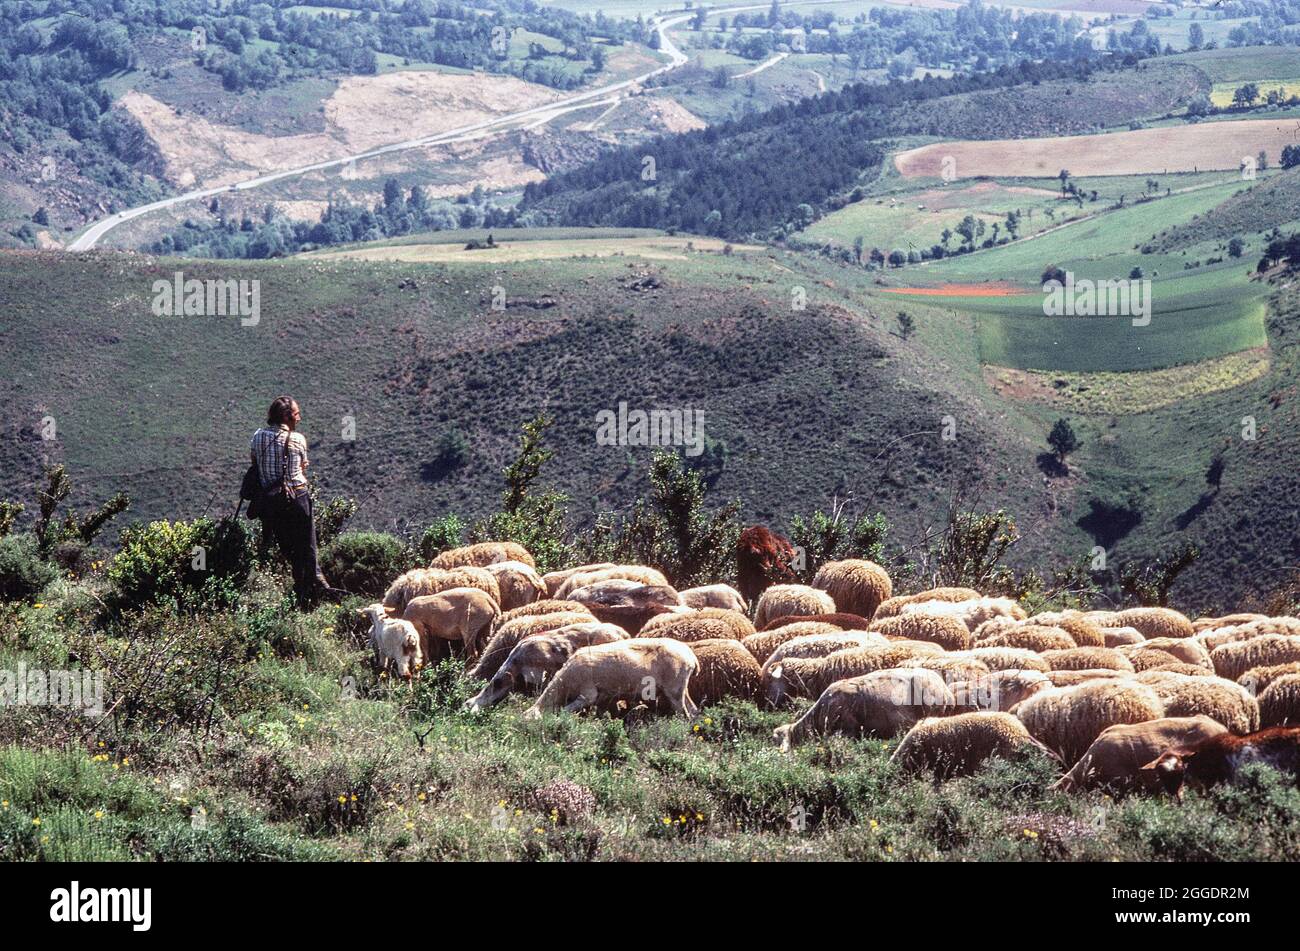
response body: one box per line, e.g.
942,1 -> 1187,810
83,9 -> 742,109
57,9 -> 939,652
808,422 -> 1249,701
250,396 -> 331,608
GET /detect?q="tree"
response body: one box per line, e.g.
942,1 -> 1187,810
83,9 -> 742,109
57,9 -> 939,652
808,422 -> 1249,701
1187,22 -> 1203,49
32,206 -> 49,225
1058,168 -> 1070,193
1282,145 -> 1300,170
896,310 -> 914,338
1048,418 -> 1080,465
1228,236 -> 1244,258
1257,150 -> 1268,172
1232,83 -> 1259,108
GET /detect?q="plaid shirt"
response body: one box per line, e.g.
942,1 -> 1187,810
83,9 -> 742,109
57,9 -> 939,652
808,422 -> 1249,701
250,425 -> 308,492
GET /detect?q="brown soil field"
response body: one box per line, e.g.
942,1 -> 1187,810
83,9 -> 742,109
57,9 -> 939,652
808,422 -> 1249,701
895,118 -> 1296,179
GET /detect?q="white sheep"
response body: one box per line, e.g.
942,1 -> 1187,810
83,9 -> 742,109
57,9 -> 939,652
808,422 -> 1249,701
357,603 -> 422,680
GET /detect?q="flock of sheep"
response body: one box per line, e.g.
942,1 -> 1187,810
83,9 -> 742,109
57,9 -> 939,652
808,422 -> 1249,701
357,541 -> 1300,797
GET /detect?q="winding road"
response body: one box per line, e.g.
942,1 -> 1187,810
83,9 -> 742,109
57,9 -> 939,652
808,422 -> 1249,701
68,1 -> 854,251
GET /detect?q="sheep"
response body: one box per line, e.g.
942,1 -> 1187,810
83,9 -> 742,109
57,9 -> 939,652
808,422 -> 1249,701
773,668 -> 955,751
678,584 -> 747,614
468,611 -> 595,681
356,603 -> 422,679
1041,647 -> 1135,673
1044,669 -> 1131,687
1140,672 -> 1259,734
1143,727 -> 1300,796
464,621 -> 627,711
901,596 -> 1026,632
555,565 -> 669,600
891,712 -> 1060,778
567,581 -> 682,634
1135,662 -> 1218,679
431,541 -> 535,570
754,584 -> 837,629
482,560 -> 547,612
907,653 -> 990,686
688,638 -> 764,705
1012,680 -> 1165,765
1257,674 -> 1300,729
761,631 -> 889,669
951,670 -> 1052,713
1193,613 -> 1268,632
1103,627 -> 1146,648
382,566 -> 500,615
811,559 -> 892,621
1081,610 -> 1123,628
1054,716 -> 1228,793
1197,617 -> 1300,652
764,642 -> 944,708
870,613 -> 972,651
1211,635 -> 1300,682
402,586 -> 501,663
1119,636 -> 1213,671
644,607 -> 754,639
760,612 -> 872,632
735,526 -> 797,606
965,646 -> 1051,673
1114,607 -> 1195,640
497,599 -> 592,626
541,563 -> 614,599
742,622 -> 847,665
522,638 -> 700,720
645,615 -> 745,643
873,587 -> 981,621
1029,611 -> 1107,648
976,624 -> 1076,653
1238,662 -> 1300,695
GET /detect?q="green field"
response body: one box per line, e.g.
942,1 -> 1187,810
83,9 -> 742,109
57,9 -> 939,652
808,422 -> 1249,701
1165,45 -> 1300,83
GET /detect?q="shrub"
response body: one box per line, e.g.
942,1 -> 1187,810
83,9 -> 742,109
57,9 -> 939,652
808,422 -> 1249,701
107,517 -> 254,614
0,533 -> 58,604
417,514 -> 465,563
318,531 -> 412,599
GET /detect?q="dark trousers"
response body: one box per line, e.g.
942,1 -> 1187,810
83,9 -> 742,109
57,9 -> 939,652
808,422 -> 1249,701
261,490 -> 324,608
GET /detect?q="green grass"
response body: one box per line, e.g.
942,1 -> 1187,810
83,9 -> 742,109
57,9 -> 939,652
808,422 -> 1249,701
1165,45 -> 1300,84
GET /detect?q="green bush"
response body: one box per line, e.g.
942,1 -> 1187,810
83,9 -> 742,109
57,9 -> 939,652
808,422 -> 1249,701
107,517 -> 254,613
318,531 -> 412,599
0,533 -> 57,604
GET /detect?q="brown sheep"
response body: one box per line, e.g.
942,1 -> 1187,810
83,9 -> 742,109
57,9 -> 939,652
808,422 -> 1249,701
430,542 -> 534,570
1041,647 -> 1135,673
1193,613 -> 1268,632
688,638 -> 764,705
1141,673 -> 1259,734
1120,637 -> 1213,672
773,668 -> 955,750
1054,716 -> 1228,793
646,616 -> 745,644
1211,635 -> 1300,682
401,587 -> 501,663
1257,674 -> 1300,729
678,584 -> 747,614
1103,627 -> 1146,648
1013,680 -> 1165,765
482,560 -> 547,612
891,712 -> 1060,778
1029,611 -> 1107,648
382,566 -> 501,615
1197,617 -> 1300,652
764,642 -> 944,708
644,607 -> 755,639
468,611 -> 595,681
977,624 -> 1076,653
1114,607 -> 1195,640
735,526 -> 798,606
754,584 -> 837,629
541,564 -> 614,599
760,612 -> 872,632
965,646 -> 1051,673
1238,662 -> 1300,695
871,613 -> 972,651
1135,662 -> 1218,679
567,581 -> 683,634
873,587 -> 981,621
1044,669 -> 1131,687
811,559 -> 892,621
498,599 -> 592,625
742,621 -> 847,665
555,565 -> 670,600
952,670 -> 1052,713
761,631 -> 889,669
523,638 -> 700,720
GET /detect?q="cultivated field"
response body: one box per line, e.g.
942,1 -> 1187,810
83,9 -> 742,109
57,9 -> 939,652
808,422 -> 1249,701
308,235 -> 761,264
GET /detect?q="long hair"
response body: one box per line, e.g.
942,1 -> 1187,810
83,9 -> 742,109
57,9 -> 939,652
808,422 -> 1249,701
267,395 -> 296,427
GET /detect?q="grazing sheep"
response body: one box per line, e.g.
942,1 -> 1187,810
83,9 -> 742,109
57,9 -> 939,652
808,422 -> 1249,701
356,604 -> 422,679
735,526 -> 798,606
1041,647 -> 1135,673
1114,607 -> 1195,640
1238,662 -> 1300,695
1211,635 -> 1300,682
873,587 -> 981,621
1143,727 -> 1300,796
1135,662 -> 1218,679
773,668 -> 955,751
498,599 -> 591,626
908,654 -> 990,686
402,586 -> 501,663
952,670 -> 1052,713
644,607 -> 754,639
556,565 -> 670,600
483,560 -> 547,612
382,566 -> 500,616
1081,610 -> 1123,628
468,611 -> 595,681
464,621 -> 627,711
760,612 -> 872,632
1197,617 -> 1300,652
741,622 -> 847,665
1054,716 -> 1228,793
1029,612 -> 1107,648
811,559 -> 892,621
764,642 -> 944,708
522,638 -> 700,720
431,542 -> 535,570
1257,674 -> 1300,729
965,646 -> 1051,673
688,638 -> 764,705
762,631 -> 889,669
1119,637 -> 1213,671
871,613 -> 971,651
977,624 -> 1077,653
754,584 -> 837,629
1044,669 -> 1130,687
901,597 -> 1026,632
892,712 -> 1059,778
645,615 -> 744,643
1103,627 -> 1146,648
1013,680 -> 1165,765
679,584 -> 747,614
568,581 -> 682,634
1140,673 -> 1259,734
1193,613 -> 1268,632
541,564 -> 614,599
